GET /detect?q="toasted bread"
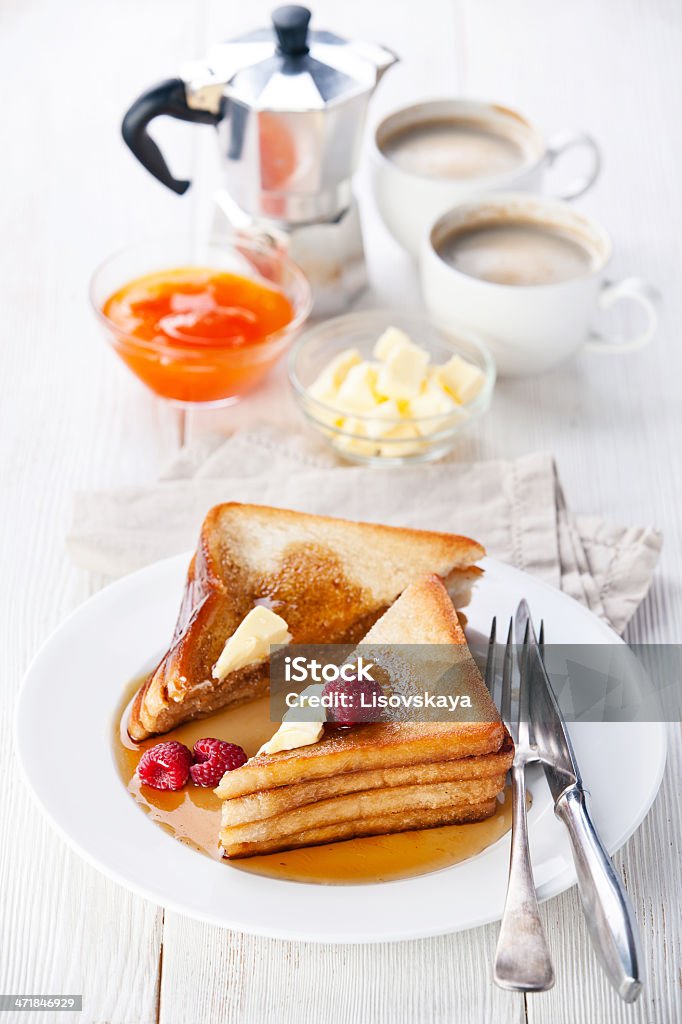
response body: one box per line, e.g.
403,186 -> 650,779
128,505 -> 484,740
218,576 -> 512,857
221,800 -> 499,858
220,735 -> 514,826
217,575 -> 505,802
223,774 -> 506,847
218,719 -> 505,800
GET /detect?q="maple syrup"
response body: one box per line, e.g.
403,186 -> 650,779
115,677 -> 513,884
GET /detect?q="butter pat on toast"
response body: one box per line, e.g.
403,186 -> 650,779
128,504 -> 484,741
217,575 -> 513,857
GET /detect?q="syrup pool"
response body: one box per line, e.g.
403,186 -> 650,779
115,679 -> 514,885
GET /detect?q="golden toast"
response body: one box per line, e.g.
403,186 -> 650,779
217,719 -> 506,800
222,800 -> 498,858
218,576 -> 513,857
128,504 -> 484,740
222,775 -> 507,847
220,736 -> 513,826
217,575 -> 505,801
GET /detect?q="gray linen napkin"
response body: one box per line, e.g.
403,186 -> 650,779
67,428 -> 661,635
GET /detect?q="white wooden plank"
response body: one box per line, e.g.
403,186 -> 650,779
0,0 -> 198,1020
158,918 -> 527,1024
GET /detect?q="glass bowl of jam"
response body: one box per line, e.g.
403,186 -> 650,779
91,236 -> 312,406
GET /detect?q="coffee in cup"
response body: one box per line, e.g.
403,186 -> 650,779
372,99 -> 601,257
435,218 -> 599,287
380,117 -> 533,181
420,194 -> 659,377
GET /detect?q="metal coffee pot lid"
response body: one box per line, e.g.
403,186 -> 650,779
186,6 -> 396,114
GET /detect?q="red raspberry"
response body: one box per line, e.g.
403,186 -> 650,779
322,672 -> 384,727
190,738 -> 248,787
137,741 -> 192,791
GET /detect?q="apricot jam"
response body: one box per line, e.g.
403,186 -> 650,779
101,267 -> 295,404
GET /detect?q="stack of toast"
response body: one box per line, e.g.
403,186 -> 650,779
216,576 -> 513,858
127,503 -> 512,859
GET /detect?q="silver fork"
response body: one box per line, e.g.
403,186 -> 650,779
484,617 -> 555,992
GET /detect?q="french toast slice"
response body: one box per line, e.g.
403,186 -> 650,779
220,736 -> 514,826
218,576 -> 513,857
128,504 -> 484,741
217,719 -> 506,800
222,774 -> 507,847
217,575 -> 505,802
221,799 -> 500,858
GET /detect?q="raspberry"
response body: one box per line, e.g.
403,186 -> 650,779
322,672 -> 384,727
137,741 -> 192,791
190,738 -> 248,787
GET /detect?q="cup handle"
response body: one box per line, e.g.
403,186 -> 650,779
584,277 -> 660,354
545,131 -> 602,200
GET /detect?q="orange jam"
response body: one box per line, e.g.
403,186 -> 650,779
102,267 -> 295,404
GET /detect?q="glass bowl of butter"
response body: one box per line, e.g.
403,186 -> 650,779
288,310 -> 495,464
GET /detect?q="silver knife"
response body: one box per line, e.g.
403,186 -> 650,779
516,600 -> 644,1003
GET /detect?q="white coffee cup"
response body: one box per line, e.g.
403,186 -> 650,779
420,193 -> 659,377
372,99 -> 601,257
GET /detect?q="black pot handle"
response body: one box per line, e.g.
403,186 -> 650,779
121,78 -> 221,195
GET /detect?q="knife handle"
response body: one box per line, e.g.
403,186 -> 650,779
555,786 -> 643,1002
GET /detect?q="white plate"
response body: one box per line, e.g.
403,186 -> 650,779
15,555 -> 666,943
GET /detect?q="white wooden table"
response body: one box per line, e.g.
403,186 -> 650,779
2,1 -> 680,1021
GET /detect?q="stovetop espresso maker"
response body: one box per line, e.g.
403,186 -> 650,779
122,6 -> 398,312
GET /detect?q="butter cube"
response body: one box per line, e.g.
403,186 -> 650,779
258,682 -> 328,755
378,420 -> 424,458
306,379 -> 344,429
364,400 -> 403,440
307,377 -> 336,403
407,381 -> 464,436
306,348 -> 363,427
336,361 -> 380,414
332,418 -> 380,459
373,326 -> 413,362
436,355 -> 485,405
376,342 -> 429,400
257,719 -> 324,755
212,606 -> 291,680
309,347 -> 362,395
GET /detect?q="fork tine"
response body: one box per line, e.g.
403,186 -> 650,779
501,617 -> 513,727
516,620 -> 532,741
538,619 -> 545,655
484,616 -> 497,697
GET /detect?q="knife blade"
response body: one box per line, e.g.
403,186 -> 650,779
515,602 -> 581,799
516,599 -> 643,1003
